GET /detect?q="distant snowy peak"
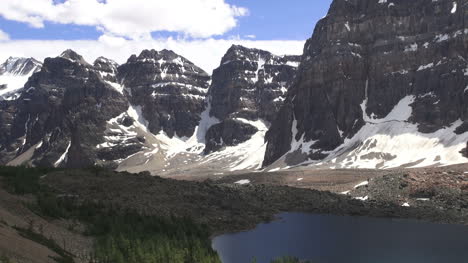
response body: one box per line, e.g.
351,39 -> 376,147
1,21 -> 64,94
117,49 -> 211,139
0,57 -> 42,76
221,44 -> 301,70
209,44 -> 300,123
202,45 -> 301,165
94,57 -> 121,90
94,56 -> 119,74
0,57 -> 42,100
59,49 -> 90,66
128,49 -> 208,77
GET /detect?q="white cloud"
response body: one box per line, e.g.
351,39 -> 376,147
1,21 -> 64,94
0,38 -> 305,73
0,0 -> 248,39
0,29 -> 10,41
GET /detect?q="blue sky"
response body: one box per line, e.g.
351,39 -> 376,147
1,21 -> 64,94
0,0 -> 332,41
0,0 -> 332,73
227,0 -> 332,40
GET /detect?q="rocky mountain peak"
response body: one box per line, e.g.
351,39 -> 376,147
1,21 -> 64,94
2,49 -> 129,168
0,57 -> 42,76
209,45 -> 300,122
203,46 -> 300,155
263,0 -> 468,169
117,49 -> 211,138
221,45 -> 271,64
221,45 -> 301,69
59,49 -> 90,66
0,57 -> 43,100
94,57 -> 119,70
94,57 -> 119,83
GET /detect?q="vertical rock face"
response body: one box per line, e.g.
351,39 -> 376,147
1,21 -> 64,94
118,49 -> 210,138
0,100 -> 18,163
205,45 -> 300,153
264,0 -> 468,168
2,50 -> 128,168
0,47 -> 301,172
0,57 -> 42,100
94,57 -> 119,83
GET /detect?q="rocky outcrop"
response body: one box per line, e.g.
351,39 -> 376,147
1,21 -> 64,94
118,49 -> 210,138
1,50 -> 128,168
205,45 -> 300,153
264,0 -> 468,168
0,100 -> 18,163
0,49 -> 217,169
204,119 -> 258,153
94,56 -> 119,83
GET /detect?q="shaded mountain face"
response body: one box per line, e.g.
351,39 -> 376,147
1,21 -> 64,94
0,57 -> 42,100
0,46 -> 298,172
1,50 -> 129,168
264,0 -> 468,169
0,57 -> 43,163
0,49 -> 214,169
118,49 -> 210,138
205,45 -> 300,153
94,56 -> 119,83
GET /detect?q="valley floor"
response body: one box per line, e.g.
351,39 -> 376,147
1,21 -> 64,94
0,164 -> 467,262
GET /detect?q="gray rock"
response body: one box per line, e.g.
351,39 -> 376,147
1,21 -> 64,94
205,45 -> 300,151
264,0 -> 468,166
118,49 -> 210,138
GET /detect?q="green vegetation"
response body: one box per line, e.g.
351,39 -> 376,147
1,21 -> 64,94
0,166 -> 57,195
0,166 -> 314,263
0,254 -> 13,263
0,166 -> 221,263
89,213 -> 221,263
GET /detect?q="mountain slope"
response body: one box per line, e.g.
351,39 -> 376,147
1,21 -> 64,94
1,50 -> 129,168
264,0 -> 468,169
115,45 -> 301,174
0,57 -> 42,100
0,46 -> 299,173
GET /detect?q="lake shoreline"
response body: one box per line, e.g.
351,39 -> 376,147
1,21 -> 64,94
212,212 -> 468,263
42,166 -> 468,238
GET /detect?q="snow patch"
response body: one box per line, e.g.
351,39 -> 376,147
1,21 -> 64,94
416,198 -> 430,201
0,74 -> 32,100
54,141 -> 71,167
235,179 -> 250,185
451,2 -> 457,13
319,94 -> 468,169
354,181 -> 369,188
127,105 -> 149,131
354,196 -> 369,201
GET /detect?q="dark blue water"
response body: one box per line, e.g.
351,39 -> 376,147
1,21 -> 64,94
212,213 -> 468,263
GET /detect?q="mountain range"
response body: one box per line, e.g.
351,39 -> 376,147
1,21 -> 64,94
0,0 -> 467,174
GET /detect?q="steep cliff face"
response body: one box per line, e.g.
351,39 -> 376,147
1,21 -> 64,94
264,0 -> 468,169
118,49 -> 210,138
0,46 -> 300,172
1,50 -> 129,168
205,45 -> 300,154
94,56 -> 119,84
